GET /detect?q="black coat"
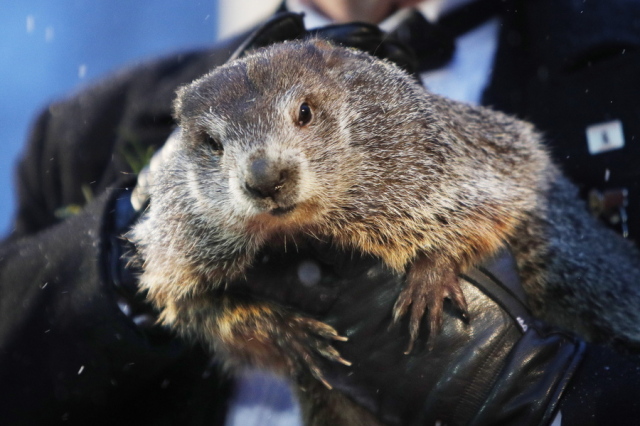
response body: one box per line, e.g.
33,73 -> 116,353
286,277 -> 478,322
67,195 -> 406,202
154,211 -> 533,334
484,0 -> 640,239
1,0 -> 639,424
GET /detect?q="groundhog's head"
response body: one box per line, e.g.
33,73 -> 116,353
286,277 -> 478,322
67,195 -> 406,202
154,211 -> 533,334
170,40 -> 430,233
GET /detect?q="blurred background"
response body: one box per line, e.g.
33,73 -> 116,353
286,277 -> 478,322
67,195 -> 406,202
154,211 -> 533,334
0,0 -> 280,237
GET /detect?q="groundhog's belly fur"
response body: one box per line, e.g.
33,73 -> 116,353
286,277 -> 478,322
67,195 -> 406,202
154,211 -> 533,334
129,40 -> 640,425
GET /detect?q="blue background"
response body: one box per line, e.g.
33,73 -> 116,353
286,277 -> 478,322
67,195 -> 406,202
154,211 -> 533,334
0,1 -> 219,236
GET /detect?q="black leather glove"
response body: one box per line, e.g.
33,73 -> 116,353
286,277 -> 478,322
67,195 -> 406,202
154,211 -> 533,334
233,242 -> 585,426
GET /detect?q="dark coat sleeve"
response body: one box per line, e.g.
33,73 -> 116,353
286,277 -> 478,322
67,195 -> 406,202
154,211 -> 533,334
0,36 -> 245,426
0,190 -> 228,425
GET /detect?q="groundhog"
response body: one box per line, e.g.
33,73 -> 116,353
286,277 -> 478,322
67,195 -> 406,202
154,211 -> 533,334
129,39 -> 640,425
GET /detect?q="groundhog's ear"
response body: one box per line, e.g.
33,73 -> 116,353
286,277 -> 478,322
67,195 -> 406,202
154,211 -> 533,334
305,38 -> 354,69
308,38 -> 334,51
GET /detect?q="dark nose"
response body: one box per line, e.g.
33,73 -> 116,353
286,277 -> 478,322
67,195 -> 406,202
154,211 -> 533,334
245,158 -> 289,199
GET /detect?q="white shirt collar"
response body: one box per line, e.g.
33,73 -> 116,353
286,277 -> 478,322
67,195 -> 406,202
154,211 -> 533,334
285,0 -> 333,29
417,0 -> 478,22
285,0 -> 480,30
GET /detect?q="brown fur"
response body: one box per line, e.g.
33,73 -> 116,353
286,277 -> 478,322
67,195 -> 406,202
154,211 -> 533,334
130,39 -> 640,424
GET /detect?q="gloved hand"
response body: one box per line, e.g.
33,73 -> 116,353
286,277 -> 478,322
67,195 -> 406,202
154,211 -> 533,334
231,242 -> 585,426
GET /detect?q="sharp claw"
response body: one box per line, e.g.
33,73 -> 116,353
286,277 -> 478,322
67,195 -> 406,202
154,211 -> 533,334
429,312 -> 442,337
426,335 -> 436,351
331,334 -> 348,342
321,344 -> 352,366
404,317 -> 421,355
337,357 -> 352,366
460,310 -> 470,322
309,363 -> 333,390
447,284 -> 468,313
319,376 -> 333,390
392,296 -> 410,324
447,289 -> 469,322
327,347 -> 352,366
321,325 -> 341,337
404,338 -> 415,355
325,354 -> 352,366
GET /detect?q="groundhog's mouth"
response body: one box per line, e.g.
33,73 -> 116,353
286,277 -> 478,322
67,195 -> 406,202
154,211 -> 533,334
270,204 -> 296,216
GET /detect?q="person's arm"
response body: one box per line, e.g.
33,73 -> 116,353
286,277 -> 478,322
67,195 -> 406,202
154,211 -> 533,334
0,46 -> 245,426
0,146 -> 230,426
0,189 -> 218,425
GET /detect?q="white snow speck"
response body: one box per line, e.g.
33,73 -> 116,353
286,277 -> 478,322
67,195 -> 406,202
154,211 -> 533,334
26,15 -> 35,33
45,26 -> 55,42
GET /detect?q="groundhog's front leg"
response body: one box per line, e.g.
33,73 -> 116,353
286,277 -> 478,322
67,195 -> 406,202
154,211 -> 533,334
165,294 -> 351,389
392,253 -> 468,353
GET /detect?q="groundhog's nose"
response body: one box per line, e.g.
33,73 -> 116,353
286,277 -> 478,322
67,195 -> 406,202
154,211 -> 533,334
244,158 -> 289,199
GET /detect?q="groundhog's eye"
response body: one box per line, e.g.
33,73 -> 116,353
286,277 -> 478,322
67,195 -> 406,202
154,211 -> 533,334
204,134 -> 223,153
297,103 -> 313,126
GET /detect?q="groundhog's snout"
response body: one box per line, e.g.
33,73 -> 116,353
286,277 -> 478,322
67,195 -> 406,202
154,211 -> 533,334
245,158 -> 287,198
243,157 -> 299,211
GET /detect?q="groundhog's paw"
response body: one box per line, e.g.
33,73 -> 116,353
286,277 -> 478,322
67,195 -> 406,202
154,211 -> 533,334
214,310 -> 351,389
392,257 -> 468,354
190,297 -> 350,388
275,315 -> 351,389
